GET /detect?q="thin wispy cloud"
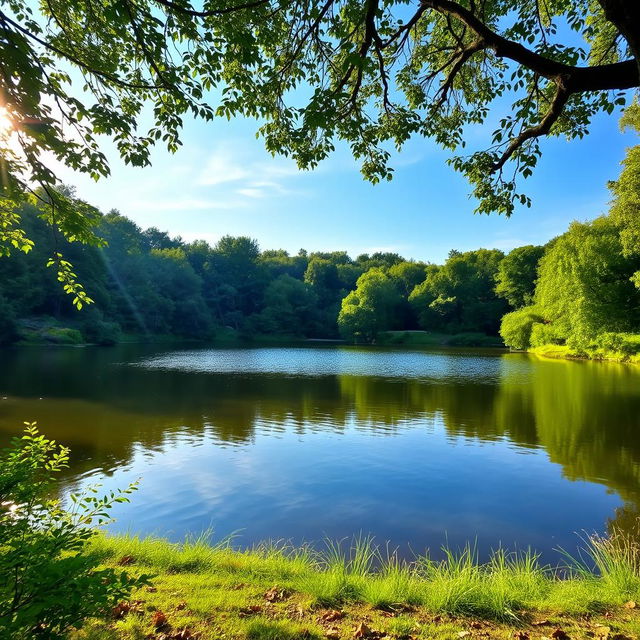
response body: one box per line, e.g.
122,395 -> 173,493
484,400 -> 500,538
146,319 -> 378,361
128,197 -> 246,212
197,141 -> 306,201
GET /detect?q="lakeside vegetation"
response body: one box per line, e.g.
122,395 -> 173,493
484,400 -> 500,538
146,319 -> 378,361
0,197 -> 515,348
1,0 -> 640,637
498,104 -> 640,364
2,106 -> 639,361
75,530 -> 640,640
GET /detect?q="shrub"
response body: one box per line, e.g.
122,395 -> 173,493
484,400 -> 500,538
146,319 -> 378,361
499,306 -> 544,350
593,332 -> 640,357
0,424 -> 149,639
529,321 -> 564,348
41,326 -> 84,344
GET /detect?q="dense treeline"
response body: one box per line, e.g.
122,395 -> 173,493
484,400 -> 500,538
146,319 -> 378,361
499,104 -> 640,361
0,199 -> 531,346
1,108 -> 638,352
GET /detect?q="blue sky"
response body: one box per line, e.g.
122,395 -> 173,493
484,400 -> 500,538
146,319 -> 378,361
57,106 -> 636,264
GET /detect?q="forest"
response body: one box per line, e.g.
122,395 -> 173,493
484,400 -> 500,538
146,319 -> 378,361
0,197 -> 516,346
1,105 -> 640,359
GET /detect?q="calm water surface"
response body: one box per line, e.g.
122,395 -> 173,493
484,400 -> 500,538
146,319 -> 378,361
0,344 -> 638,561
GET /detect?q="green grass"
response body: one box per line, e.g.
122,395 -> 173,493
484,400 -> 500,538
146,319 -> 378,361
532,343 -> 640,364
72,527 -> 640,639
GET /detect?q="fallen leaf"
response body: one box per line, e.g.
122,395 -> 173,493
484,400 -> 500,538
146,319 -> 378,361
238,605 -> 263,617
551,629 -> 569,640
624,601 -> 637,610
470,622 -> 482,629
264,586 -> 289,602
457,632 -> 471,639
112,600 -> 144,619
320,610 -> 345,623
112,602 -> 131,619
152,610 -> 169,630
326,629 -> 341,640
146,586 -> 158,593
117,555 -> 135,566
175,601 -> 187,611
354,622 -> 374,639
532,621 -> 551,627
513,633 -> 529,640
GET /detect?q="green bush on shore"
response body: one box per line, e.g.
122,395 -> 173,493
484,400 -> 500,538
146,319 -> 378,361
0,426 -> 148,639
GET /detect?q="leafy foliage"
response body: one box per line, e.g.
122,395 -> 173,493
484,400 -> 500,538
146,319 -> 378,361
500,111 -> 640,355
0,0 -> 638,286
409,249 -> 508,335
0,423 -> 149,639
338,268 -> 402,342
499,306 -> 544,350
495,245 -> 545,309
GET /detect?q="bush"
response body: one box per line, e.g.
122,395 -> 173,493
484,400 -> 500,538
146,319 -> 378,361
499,306 -> 544,350
593,332 -> 640,357
0,424 -> 149,639
41,326 -> 84,344
529,321 -> 564,348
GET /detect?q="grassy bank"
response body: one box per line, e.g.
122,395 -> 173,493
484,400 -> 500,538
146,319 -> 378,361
531,344 -> 640,365
72,532 -> 640,640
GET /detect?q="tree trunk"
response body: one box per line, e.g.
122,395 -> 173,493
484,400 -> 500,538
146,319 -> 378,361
598,0 -> 640,76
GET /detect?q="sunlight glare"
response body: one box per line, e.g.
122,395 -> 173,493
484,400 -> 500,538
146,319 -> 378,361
0,106 -> 14,138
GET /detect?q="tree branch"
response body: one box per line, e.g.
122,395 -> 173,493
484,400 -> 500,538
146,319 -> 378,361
422,0 -> 639,91
152,0 -> 268,18
492,82 -> 569,171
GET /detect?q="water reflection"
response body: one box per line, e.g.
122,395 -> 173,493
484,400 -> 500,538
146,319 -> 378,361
0,345 -> 638,559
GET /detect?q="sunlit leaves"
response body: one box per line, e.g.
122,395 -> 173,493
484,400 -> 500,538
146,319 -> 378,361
0,0 -> 636,246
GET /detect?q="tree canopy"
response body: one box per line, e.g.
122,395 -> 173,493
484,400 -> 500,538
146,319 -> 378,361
500,108 -> 640,355
0,0 -> 638,282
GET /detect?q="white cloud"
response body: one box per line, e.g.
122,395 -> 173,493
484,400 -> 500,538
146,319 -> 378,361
128,197 -> 246,212
195,140 -> 314,203
198,150 -> 250,186
236,187 -> 266,199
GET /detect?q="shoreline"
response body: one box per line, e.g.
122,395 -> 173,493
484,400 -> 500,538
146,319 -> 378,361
529,344 -> 640,365
74,532 -> 640,640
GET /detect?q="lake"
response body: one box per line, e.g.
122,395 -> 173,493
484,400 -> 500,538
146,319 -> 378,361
0,344 -> 638,562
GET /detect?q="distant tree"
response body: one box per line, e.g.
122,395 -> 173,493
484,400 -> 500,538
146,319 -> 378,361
255,274 -> 318,335
0,293 -> 18,345
410,249 -> 507,334
495,245 -> 545,309
336,263 -> 365,292
609,102 -> 640,287
338,268 -> 402,342
211,236 -> 266,319
499,306 -> 545,350
142,227 -> 182,250
388,261 -> 428,296
533,217 -> 640,348
260,249 -> 308,280
304,258 -> 341,291
357,252 -> 405,271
